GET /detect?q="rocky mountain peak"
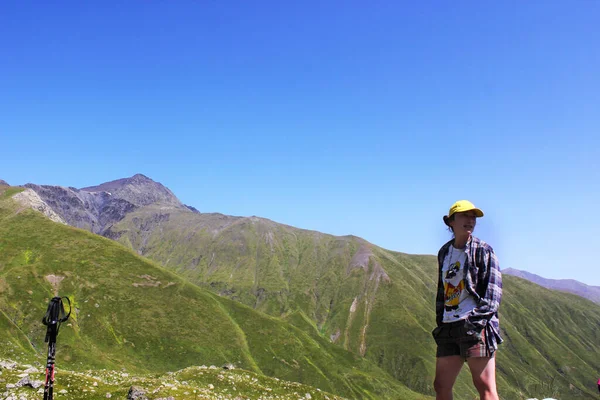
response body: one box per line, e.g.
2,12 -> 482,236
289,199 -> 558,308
22,174 -> 192,235
80,174 -> 182,208
0,179 -> 9,186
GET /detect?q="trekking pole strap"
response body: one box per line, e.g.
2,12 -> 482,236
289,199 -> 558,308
42,296 -> 71,343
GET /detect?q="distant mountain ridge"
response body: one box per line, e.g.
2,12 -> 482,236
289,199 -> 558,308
503,267 -> 600,304
21,174 -> 193,235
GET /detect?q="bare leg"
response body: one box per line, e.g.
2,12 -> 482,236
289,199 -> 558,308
467,356 -> 499,400
434,356 -> 464,400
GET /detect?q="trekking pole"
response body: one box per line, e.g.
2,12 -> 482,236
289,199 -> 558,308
42,296 -> 71,400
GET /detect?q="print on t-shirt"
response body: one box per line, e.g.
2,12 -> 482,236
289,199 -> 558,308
444,261 -> 464,311
442,246 -> 477,322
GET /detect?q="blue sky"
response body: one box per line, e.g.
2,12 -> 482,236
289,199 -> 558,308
1,1 -> 599,285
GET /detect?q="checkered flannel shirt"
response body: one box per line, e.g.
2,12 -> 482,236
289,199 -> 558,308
435,236 -> 503,353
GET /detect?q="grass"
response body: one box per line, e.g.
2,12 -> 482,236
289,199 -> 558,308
0,186 -> 24,199
0,190 -> 428,400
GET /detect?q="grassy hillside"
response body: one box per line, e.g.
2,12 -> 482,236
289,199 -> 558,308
0,188 -> 427,400
106,206 -> 600,399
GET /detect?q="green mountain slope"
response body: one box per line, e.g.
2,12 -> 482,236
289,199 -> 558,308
105,206 -> 600,399
497,277 -> 600,398
0,188 -> 427,400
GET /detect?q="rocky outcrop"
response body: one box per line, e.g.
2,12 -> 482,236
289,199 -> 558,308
23,174 -> 190,234
0,179 -> 8,186
185,204 -> 200,213
97,197 -> 137,230
24,184 -> 112,232
12,189 -> 67,225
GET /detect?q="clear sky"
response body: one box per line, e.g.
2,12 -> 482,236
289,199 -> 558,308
1,1 -> 599,285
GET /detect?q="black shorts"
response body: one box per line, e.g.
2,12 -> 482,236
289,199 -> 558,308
432,319 -> 492,359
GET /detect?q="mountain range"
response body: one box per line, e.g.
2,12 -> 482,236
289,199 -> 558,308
2,174 -> 600,399
503,268 -> 600,304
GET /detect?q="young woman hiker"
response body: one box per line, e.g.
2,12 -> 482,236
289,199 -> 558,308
432,200 -> 503,400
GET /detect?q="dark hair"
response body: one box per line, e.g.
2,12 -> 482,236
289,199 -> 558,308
443,214 -> 455,234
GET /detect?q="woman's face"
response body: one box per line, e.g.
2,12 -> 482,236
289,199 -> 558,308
449,210 -> 477,237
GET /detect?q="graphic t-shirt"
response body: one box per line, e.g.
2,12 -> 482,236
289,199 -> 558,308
442,245 -> 478,323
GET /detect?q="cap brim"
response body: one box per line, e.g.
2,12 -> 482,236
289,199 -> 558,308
448,208 -> 485,218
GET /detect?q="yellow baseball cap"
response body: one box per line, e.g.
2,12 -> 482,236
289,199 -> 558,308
447,200 -> 484,218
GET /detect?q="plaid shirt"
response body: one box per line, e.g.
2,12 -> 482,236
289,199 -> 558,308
436,236 -> 503,353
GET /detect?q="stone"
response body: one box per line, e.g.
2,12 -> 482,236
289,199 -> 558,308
127,385 -> 148,400
0,361 -> 17,370
16,376 -> 43,389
